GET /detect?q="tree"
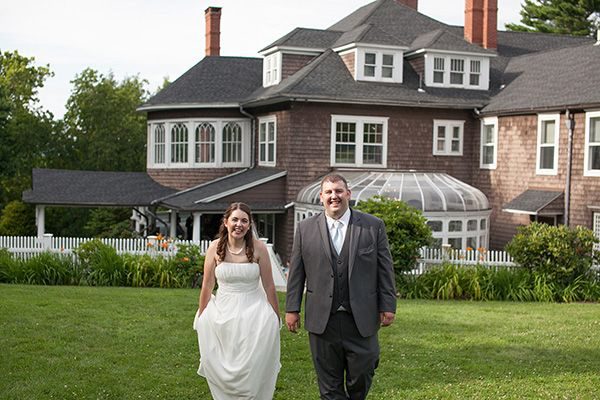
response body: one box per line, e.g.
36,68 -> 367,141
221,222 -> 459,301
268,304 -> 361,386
506,0 -> 600,36
0,51 -> 72,210
64,69 -> 149,172
354,196 -> 433,283
0,200 -> 35,236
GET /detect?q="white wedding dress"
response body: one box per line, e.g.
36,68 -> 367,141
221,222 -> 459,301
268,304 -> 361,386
193,262 -> 281,399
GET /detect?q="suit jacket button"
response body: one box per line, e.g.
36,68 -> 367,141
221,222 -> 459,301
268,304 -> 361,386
330,274 -> 334,278
337,260 -> 342,264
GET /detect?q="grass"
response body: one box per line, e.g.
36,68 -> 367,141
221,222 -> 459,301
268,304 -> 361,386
1,285 -> 599,399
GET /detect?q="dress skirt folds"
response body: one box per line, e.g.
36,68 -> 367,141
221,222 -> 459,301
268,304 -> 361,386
194,262 -> 280,399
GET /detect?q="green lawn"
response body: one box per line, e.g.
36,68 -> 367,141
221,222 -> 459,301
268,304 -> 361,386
1,285 -> 599,399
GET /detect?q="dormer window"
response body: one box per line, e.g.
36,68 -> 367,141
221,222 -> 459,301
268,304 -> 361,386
355,47 -> 403,83
425,53 -> 490,90
263,52 -> 282,87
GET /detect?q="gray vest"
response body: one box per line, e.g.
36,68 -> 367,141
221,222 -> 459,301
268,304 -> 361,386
329,222 -> 351,314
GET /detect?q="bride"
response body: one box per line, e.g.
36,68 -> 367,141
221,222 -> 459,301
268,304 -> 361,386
193,202 -> 281,399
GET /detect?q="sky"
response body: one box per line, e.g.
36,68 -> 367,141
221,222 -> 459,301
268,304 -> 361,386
1,0 -> 524,119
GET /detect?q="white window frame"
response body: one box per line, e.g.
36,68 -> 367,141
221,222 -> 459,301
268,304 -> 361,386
263,52 -> 282,87
536,113 -> 560,175
469,60 -> 481,86
258,116 -> 277,167
147,119 -> 250,169
153,123 -> 166,165
170,122 -> 189,164
424,52 -> 490,90
480,117 -> 497,169
355,47 -> 403,83
330,115 -> 388,168
433,120 -> 464,156
583,110 -> 600,177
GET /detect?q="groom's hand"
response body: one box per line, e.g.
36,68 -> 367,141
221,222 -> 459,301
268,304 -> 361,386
380,312 -> 395,327
285,312 -> 300,333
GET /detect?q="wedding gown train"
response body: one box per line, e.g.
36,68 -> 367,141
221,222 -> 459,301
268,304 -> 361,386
194,262 -> 280,399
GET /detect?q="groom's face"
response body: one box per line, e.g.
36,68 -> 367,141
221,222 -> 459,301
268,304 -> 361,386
320,180 -> 351,219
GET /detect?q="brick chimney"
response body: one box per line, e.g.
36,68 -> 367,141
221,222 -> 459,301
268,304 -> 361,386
395,0 -> 418,10
205,7 -> 221,56
464,0 -> 497,49
482,0 -> 497,49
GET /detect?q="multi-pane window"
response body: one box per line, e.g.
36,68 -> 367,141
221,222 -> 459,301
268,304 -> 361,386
433,57 -> 444,83
148,120 -> 248,168
357,48 -> 402,82
331,115 -> 388,167
450,59 -> 464,84
222,122 -> 242,163
428,55 -> 487,89
584,111 -> 600,176
536,114 -> 559,175
364,53 -> 376,77
195,123 -> 215,163
171,123 -> 188,163
154,124 -> 165,164
470,60 -> 481,86
433,120 -> 464,156
382,54 -> 394,78
259,117 -> 276,166
480,117 -> 497,169
263,52 -> 281,87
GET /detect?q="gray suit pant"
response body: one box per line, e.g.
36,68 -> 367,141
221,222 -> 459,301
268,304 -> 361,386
308,311 -> 380,400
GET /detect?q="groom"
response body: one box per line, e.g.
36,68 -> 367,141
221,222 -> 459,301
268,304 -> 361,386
286,173 -> 396,400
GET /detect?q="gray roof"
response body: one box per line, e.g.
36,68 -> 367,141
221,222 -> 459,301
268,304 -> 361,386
502,189 -> 563,215
245,49 -> 490,108
140,0 -> 598,114
139,57 -> 262,110
156,168 -> 287,211
483,43 -> 600,114
22,168 -> 176,207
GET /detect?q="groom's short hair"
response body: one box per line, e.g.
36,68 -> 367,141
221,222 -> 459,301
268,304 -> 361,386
320,173 -> 349,190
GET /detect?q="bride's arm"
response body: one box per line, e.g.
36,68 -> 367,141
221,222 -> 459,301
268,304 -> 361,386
198,240 -> 218,315
255,240 -> 280,317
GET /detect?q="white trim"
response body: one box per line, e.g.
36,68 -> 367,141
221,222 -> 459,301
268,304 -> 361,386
137,103 -> 240,112
480,117 -> 498,169
355,47 -> 403,83
423,53 -> 490,90
260,46 -> 324,56
196,170 -> 288,203
583,110 -> 600,177
258,116 -> 277,167
147,118 -> 251,169
407,48 -> 497,58
330,114 -> 388,168
536,113 -> 560,176
432,120 -> 464,156
263,52 -> 282,87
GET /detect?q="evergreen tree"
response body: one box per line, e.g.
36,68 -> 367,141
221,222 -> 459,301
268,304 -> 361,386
506,0 -> 600,36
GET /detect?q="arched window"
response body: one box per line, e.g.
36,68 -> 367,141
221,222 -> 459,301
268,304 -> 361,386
171,123 -> 188,163
195,123 -> 215,163
222,122 -> 242,163
154,124 -> 165,164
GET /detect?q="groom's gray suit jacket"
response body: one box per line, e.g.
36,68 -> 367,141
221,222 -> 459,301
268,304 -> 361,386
286,209 -> 397,337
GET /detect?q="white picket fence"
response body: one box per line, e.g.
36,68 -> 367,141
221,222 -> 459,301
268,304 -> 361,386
0,234 -> 211,260
414,246 -> 516,274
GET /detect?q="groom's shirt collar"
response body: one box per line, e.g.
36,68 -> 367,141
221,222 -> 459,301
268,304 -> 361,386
325,208 -> 351,229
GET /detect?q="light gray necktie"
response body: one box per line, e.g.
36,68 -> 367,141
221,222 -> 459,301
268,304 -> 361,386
332,220 -> 343,254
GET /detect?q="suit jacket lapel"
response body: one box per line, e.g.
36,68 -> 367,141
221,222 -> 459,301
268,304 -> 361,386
317,213 -> 333,267
348,210 -> 361,279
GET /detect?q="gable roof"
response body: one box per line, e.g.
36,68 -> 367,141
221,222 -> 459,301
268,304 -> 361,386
260,28 -> 343,53
409,28 -> 494,55
138,56 -> 262,111
22,169 -> 176,207
333,24 -> 409,48
483,43 -> 600,114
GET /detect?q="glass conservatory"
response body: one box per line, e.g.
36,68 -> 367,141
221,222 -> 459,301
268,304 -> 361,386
295,171 -> 491,250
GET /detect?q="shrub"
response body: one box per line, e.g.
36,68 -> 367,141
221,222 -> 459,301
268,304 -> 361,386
505,222 -> 600,287
354,196 -> 433,283
0,200 -> 36,236
74,239 -> 126,286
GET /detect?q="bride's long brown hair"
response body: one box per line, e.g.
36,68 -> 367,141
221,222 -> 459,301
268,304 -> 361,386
216,202 -> 255,263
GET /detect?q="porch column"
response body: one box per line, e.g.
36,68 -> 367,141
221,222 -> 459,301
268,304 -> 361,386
35,205 -> 45,238
193,212 -> 202,242
170,211 -> 177,239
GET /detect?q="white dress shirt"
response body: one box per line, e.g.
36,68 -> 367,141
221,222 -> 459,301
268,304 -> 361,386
325,208 -> 351,248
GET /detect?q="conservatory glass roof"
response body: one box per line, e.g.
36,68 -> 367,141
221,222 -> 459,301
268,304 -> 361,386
296,171 -> 490,212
